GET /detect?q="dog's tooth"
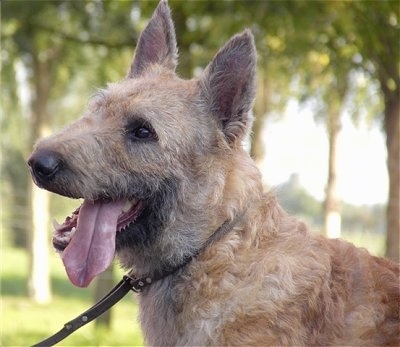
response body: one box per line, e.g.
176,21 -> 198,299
52,219 -> 62,230
70,227 -> 76,236
122,200 -> 134,213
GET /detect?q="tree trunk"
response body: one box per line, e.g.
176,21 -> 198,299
28,181 -> 51,303
94,265 -> 115,329
383,89 -> 399,261
27,54 -> 52,303
324,108 -> 342,239
251,66 -> 269,163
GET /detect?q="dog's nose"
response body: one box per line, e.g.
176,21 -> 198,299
28,150 -> 61,181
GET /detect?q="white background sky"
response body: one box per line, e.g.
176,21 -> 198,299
260,100 -> 388,206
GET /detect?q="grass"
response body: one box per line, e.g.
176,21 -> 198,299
1,247 -> 143,347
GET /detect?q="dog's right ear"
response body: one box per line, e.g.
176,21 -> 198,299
128,0 -> 178,78
200,30 -> 257,146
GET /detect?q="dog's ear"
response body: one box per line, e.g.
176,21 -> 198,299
128,0 -> 178,77
200,30 -> 257,145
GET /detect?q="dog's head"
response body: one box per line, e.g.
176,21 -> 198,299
28,0 -> 258,287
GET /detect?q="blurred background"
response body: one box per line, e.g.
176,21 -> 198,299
1,1 -> 398,345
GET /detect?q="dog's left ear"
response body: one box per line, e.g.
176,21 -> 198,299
128,0 -> 178,77
200,30 -> 257,145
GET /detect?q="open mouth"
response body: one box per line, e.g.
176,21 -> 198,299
52,198 -> 143,288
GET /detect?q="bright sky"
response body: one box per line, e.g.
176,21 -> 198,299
260,100 -> 388,206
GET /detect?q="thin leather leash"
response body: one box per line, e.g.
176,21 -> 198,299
32,271 -> 142,347
32,212 -> 246,347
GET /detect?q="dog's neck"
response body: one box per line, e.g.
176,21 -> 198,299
132,207 -> 248,291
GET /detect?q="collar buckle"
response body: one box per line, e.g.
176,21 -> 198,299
123,273 -> 153,293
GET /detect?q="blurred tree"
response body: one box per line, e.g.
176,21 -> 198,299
345,2 -> 399,261
278,174 -> 385,237
326,0 -> 400,261
341,202 -> 386,235
323,81 -> 346,239
258,1 -> 397,247
3,0 -> 58,304
278,174 -> 323,228
1,0 -> 139,303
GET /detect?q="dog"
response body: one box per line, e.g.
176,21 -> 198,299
28,1 -> 399,345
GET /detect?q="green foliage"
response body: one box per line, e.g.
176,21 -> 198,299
277,173 -> 386,255
341,202 -> 386,235
276,174 -> 323,229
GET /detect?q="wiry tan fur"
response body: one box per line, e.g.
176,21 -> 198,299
28,1 -> 399,345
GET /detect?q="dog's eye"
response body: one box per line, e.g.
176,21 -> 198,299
134,127 -> 152,139
126,120 -> 157,142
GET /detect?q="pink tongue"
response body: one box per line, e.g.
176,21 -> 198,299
62,199 -> 125,287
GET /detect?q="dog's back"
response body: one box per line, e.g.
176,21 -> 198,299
140,195 -> 399,346
322,237 -> 399,346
